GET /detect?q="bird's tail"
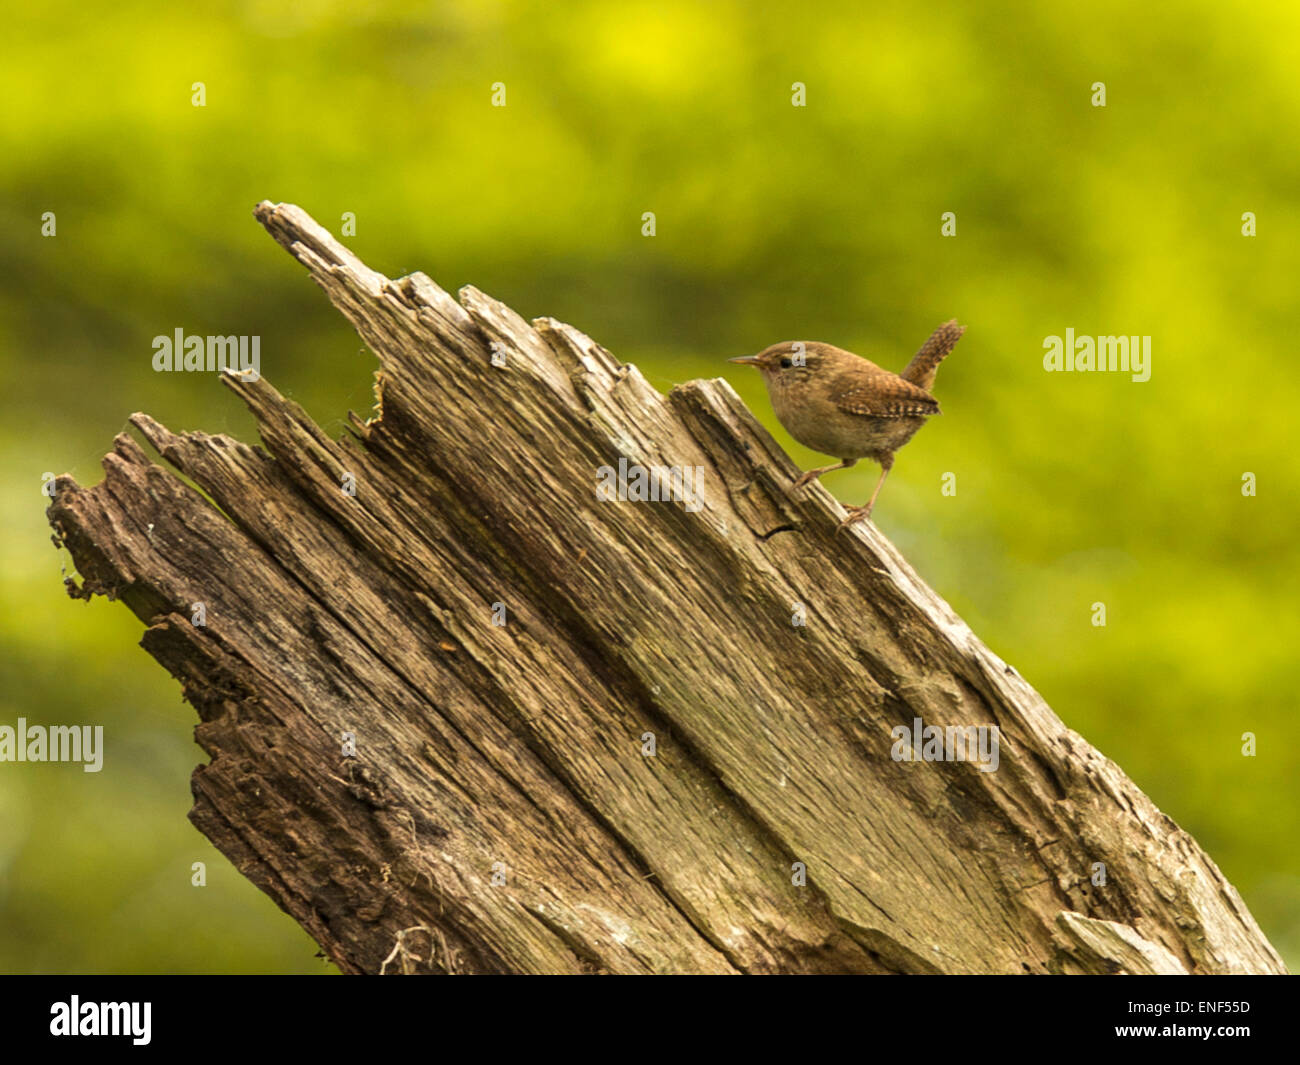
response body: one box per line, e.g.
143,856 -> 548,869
900,319 -> 965,391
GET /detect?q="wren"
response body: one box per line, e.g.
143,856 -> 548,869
729,320 -> 965,527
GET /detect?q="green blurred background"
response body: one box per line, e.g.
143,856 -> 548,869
2,0 -> 1296,973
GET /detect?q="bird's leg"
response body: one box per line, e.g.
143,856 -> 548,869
793,457 -> 856,490
838,455 -> 894,529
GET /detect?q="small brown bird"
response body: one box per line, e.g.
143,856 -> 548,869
730,320 -> 965,526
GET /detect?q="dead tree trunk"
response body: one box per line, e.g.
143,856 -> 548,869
46,202 -> 1285,975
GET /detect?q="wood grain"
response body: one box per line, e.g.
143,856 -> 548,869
44,202 -> 1286,975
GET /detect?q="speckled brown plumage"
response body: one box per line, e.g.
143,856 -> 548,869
729,320 -> 965,526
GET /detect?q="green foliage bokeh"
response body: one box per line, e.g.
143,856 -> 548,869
2,0 -> 1296,972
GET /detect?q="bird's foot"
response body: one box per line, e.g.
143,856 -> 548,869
836,505 -> 874,533
792,470 -> 821,490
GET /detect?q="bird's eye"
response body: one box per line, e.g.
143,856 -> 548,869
779,357 -> 793,369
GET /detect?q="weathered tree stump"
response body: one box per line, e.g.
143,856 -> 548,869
45,203 -> 1286,975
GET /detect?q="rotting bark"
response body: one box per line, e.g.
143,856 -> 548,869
46,202 -> 1286,975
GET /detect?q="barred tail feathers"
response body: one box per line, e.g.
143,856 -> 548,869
900,319 -> 965,391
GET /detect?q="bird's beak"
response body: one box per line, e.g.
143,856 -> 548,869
728,355 -> 761,366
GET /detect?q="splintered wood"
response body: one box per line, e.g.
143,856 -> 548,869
45,202 -> 1286,975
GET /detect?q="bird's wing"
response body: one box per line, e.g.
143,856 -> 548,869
834,369 -> 941,418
